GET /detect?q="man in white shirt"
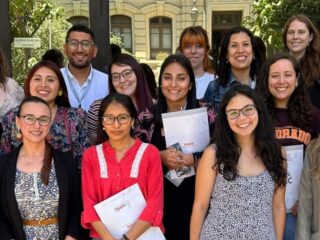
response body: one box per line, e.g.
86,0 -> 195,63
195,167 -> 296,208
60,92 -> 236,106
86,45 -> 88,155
61,24 -> 109,111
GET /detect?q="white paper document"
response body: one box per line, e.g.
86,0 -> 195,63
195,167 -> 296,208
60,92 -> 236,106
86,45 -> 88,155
161,107 -> 210,154
94,183 -> 165,240
283,144 -> 304,212
162,107 -> 210,184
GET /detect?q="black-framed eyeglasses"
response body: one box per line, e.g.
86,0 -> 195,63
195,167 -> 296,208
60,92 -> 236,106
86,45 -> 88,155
111,69 -> 133,83
102,114 -> 131,125
226,104 -> 256,120
19,114 -> 51,126
67,40 -> 95,50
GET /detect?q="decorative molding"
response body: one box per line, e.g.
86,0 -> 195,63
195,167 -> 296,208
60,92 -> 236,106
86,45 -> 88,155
156,1 -> 165,16
115,0 -> 123,14
73,1 -> 81,15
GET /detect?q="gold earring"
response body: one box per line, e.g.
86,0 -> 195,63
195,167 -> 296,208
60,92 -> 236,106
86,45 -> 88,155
16,128 -> 22,139
58,90 -> 63,96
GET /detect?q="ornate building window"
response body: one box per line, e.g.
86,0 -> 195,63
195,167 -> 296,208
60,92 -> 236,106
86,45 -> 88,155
150,16 -> 172,59
111,15 -> 132,53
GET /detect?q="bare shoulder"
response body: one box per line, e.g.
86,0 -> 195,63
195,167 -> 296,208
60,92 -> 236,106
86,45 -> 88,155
200,144 -> 217,166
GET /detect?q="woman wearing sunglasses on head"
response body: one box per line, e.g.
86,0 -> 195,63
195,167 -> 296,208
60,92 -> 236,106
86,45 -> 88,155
0,96 -> 82,240
81,93 -> 163,240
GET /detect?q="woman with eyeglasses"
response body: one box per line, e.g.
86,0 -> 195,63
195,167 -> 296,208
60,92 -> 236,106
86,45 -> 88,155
190,85 -> 286,240
0,61 -> 89,169
0,96 -> 83,240
135,54 -> 216,240
87,53 -> 153,144
81,93 -> 163,239
256,53 -> 320,239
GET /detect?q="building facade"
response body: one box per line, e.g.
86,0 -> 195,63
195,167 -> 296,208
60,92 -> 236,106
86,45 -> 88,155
56,0 -> 252,62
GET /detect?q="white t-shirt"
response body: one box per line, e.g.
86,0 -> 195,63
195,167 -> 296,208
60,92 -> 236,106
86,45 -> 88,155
195,72 -> 215,99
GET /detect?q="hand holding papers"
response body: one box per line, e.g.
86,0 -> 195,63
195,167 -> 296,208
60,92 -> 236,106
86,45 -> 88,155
161,107 -> 210,186
94,183 -> 165,240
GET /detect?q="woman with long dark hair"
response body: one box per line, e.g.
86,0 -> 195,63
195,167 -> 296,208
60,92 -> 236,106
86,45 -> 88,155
256,53 -> 320,239
0,96 -> 82,239
1,61 -> 89,168
203,26 -> 262,111
135,54 -> 216,240
191,85 -> 286,239
81,93 -> 163,239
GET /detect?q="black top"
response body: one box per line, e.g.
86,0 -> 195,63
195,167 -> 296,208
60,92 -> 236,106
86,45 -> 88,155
0,146 -> 83,240
135,100 -> 217,240
273,107 -> 320,147
307,79 -> 320,110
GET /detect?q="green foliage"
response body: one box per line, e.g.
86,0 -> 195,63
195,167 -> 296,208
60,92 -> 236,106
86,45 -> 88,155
155,52 -> 169,61
243,0 -> 320,51
110,34 -> 124,48
10,0 -> 71,84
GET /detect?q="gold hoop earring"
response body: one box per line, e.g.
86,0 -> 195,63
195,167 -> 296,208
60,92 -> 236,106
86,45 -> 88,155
58,90 -> 63,97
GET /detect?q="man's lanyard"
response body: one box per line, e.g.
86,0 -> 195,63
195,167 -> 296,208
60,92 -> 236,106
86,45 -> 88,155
65,68 -> 93,108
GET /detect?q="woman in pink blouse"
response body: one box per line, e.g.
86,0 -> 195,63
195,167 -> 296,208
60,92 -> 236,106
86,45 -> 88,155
81,93 -> 164,240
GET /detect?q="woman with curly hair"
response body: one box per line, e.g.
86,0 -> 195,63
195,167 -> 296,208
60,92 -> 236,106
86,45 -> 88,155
256,53 -> 320,239
190,85 -> 287,240
283,14 -> 320,108
203,26 -> 262,111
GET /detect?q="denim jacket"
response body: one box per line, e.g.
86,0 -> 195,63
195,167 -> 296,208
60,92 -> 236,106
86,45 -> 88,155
203,72 -> 256,111
203,74 -> 240,111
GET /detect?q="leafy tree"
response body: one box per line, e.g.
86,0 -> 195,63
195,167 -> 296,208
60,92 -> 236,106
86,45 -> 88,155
243,0 -> 320,51
10,0 -> 70,84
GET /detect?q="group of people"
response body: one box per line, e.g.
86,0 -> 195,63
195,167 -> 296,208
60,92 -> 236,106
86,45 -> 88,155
0,13 -> 319,240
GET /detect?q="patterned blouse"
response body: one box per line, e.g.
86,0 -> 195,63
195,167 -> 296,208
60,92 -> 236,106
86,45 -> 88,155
0,106 -> 90,168
15,165 -> 59,240
200,170 -> 276,240
0,77 -> 24,122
